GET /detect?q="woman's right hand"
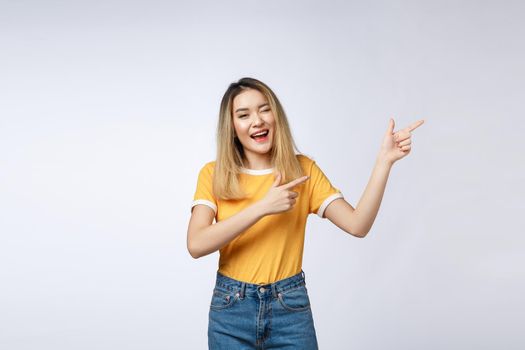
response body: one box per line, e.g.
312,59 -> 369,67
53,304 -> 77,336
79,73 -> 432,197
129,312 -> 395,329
259,172 -> 310,216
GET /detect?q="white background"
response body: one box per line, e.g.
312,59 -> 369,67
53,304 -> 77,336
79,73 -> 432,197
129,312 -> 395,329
1,0 -> 524,349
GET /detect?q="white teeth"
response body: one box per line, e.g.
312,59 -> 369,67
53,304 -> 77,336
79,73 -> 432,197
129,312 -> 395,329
252,131 -> 268,137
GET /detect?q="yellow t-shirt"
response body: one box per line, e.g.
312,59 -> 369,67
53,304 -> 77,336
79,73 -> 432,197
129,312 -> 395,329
191,154 -> 344,284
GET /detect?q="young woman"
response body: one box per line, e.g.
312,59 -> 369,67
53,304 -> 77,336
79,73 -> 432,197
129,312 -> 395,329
187,77 -> 424,349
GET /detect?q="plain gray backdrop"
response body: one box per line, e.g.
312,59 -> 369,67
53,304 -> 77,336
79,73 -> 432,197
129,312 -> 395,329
1,0 -> 523,349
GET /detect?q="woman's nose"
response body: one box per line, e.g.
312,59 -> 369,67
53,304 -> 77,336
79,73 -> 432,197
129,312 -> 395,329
253,113 -> 264,125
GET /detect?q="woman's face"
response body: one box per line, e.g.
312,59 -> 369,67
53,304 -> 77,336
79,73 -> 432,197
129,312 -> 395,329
232,88 -> 275,160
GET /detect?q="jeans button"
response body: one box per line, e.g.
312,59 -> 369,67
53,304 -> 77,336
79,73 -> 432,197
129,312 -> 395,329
259,287 -> 266,293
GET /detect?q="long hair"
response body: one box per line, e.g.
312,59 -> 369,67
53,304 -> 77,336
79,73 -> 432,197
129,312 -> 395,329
213,77 -> 305,200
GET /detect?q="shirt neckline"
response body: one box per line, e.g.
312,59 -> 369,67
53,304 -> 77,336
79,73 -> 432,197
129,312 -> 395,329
240,167 -> 274,175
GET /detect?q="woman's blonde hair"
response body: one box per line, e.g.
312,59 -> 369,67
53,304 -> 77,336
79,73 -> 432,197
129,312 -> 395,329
213,77 -> 305,200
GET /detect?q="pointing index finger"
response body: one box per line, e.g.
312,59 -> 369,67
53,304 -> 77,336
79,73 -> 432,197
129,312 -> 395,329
280,175 -> 310,190
407,119 -> 425,132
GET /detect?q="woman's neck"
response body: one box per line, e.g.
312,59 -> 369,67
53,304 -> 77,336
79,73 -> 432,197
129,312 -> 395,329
242,154 -> 272,170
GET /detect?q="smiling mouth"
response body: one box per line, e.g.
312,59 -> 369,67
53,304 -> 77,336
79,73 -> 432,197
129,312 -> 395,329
250,130 -> 269,142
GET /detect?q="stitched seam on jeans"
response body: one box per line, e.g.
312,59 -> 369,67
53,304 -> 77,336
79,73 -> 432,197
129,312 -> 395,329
210,293 -> 238,310
215,282 -> 237,292
280,282 -> 305,295
277,293 -> 311,312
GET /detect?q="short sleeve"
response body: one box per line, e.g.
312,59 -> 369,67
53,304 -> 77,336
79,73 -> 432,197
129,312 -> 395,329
191,162 -> 218,215
308,160 -> 344,218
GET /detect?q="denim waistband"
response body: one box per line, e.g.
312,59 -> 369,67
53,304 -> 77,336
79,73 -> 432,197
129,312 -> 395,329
214,270 -> 307,299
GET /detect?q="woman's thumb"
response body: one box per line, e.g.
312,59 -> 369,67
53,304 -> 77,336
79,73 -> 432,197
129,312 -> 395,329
272,171 -> 281,187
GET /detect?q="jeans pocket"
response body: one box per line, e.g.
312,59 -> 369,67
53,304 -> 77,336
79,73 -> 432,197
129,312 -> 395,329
277,285 -> 311,312
210,288 -> 239,310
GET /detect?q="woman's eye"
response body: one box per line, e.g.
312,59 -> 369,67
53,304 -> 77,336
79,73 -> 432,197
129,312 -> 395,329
262,109 -> 270,113
239,115 -> 247,118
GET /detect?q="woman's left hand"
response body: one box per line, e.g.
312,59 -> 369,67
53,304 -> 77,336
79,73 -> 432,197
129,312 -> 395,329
379,118 -> 425,165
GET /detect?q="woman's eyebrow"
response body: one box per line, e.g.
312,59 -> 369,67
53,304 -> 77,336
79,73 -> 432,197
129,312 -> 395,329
235,103 -> 269,113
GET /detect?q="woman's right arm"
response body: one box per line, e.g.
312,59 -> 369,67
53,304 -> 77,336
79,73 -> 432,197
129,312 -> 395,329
186,202 -> 267,259
186,172 -> 309,259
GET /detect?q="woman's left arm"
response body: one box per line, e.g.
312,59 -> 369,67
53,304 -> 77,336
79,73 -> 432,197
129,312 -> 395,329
324,118 -> 425,238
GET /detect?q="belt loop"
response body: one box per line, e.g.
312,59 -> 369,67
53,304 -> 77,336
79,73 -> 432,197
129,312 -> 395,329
271,283 -> 278,299
240,282 -> 245,299
301,270 -> 305,279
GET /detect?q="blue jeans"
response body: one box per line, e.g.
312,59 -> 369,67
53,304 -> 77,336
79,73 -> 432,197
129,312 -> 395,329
208,269 -> 319,350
